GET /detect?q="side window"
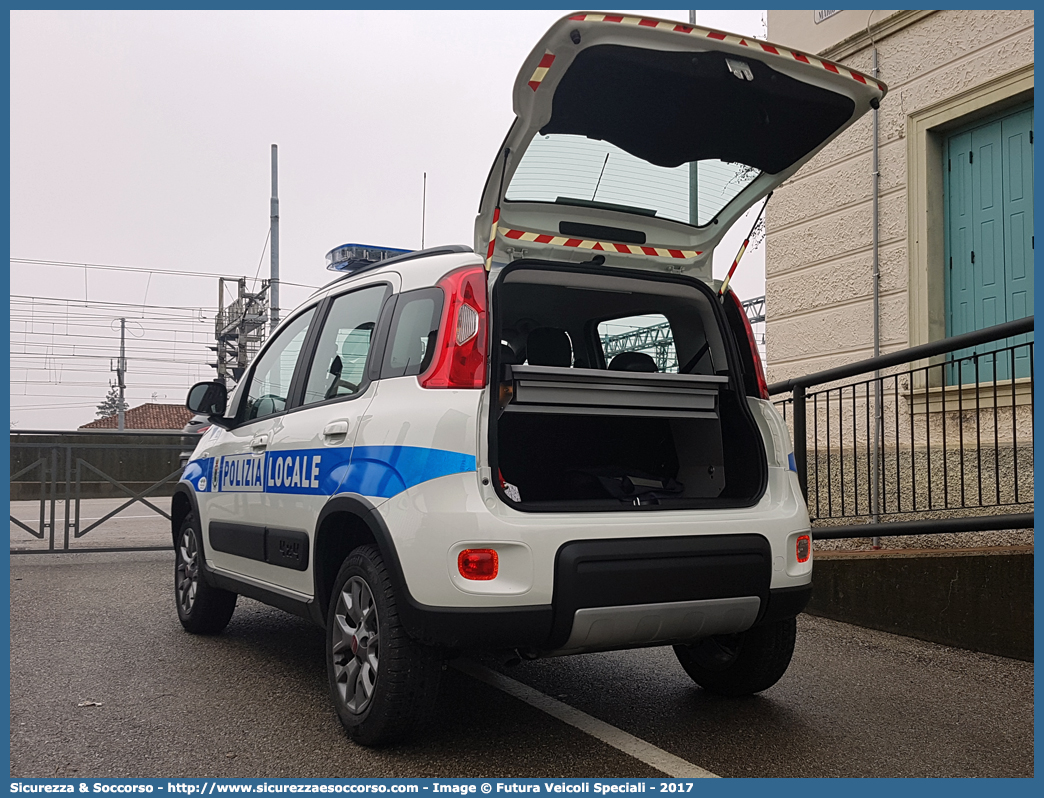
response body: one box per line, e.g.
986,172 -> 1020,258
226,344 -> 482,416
597,314 -> 677,373
382,287 -> 444,379
301,284 -> 389,406
243,308 -> 316,422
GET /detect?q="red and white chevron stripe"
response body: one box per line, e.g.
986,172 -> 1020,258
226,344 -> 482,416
484,207 -> 501,271
499,227 -> 702,260
527,51 -> 557,91
566,13 -> 884,93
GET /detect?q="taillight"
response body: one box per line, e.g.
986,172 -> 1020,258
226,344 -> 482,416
725,289 -> 769,400
796,534 -> 811,563
457,549 -> 499,580
420,266 -> 488,389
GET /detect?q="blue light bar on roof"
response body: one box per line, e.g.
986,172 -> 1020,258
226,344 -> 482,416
326,243 -> 413,273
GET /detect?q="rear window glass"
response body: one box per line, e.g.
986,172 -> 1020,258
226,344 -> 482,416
505,134 -> 759,227
500,268 -> 725,378
382,288 -> 444,378
598,315 -> 678,373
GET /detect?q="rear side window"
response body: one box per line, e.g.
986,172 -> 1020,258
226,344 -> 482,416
597,314 -> 677,373
382,287 -> 444,378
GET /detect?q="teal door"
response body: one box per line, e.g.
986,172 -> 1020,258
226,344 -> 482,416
945,105 -> 1033,383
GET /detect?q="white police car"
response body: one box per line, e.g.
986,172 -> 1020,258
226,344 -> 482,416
175,12 -> 885,746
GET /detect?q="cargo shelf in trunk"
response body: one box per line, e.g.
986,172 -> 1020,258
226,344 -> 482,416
503,364 -> 728,419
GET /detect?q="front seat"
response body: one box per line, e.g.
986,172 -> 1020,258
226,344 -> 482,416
526,327 -> 572,367
608,351 -> 658,372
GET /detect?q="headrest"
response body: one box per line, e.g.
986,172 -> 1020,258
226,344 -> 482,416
341,323 -> 374,359
608,351 -> 658,372
527,327 -> 572,367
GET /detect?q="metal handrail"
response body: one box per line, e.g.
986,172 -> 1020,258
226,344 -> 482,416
767,316 -> 1033,394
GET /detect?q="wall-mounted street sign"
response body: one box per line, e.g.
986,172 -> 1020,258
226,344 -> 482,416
814,10 -> 842,24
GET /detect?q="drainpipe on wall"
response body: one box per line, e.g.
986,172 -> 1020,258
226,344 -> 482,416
870,47 -> 883,549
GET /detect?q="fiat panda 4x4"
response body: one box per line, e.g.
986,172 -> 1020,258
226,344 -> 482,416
176,12 -> 885,746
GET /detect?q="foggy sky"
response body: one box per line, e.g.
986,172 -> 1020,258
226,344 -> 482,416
10,9 -> 767,430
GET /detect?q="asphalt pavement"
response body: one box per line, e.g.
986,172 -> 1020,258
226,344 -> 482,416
9,551 -> 1034,778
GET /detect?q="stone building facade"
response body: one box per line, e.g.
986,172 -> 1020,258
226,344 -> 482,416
763,11 -> 1033,542
764,9 -> 1033,381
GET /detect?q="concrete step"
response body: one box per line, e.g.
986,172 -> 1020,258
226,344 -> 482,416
807,545 -> 1033,661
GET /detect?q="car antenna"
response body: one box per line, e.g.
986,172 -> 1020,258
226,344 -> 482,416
718,191 -> 771,299
484,148 -> 511,271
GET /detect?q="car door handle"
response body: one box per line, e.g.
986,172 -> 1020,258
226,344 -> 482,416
250,434 -> 269,450
323,421 -> 349,438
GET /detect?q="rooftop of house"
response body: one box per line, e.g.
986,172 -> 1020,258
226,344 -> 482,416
79,402 -> 193,431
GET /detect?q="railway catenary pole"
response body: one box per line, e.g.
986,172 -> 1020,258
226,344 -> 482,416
116,317 -> 126,431
270,144 -> 280,334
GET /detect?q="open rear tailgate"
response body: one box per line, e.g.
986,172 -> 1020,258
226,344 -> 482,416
476,12 -> 886,278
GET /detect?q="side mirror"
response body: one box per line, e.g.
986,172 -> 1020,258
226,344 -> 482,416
186,381 -> 228,417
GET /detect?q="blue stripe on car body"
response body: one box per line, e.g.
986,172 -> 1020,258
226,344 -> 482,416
342,446 -> 477,498
181,457 -> 214,493
183,445 -> 476,500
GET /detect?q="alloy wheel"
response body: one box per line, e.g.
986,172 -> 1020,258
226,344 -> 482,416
331,576 -> 380,714
176,528 -> 199,614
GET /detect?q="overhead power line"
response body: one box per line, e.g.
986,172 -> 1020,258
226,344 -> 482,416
12,403 -> 105,411
10,257 -> 321,290
11,294 -> 217,314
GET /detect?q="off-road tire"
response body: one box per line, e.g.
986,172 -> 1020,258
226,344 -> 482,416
674,616 -> 796,697
326,545 -> 442,747
174,515 -> 237,634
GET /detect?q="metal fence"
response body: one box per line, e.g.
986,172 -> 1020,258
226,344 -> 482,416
769,317 -> 1034,540
10,431 -> 185,553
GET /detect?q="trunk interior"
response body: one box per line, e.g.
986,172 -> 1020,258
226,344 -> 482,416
491,263 -> 766,511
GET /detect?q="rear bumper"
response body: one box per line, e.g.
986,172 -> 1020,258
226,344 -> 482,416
397,532 -> 812,652
548,533 -> 771,650
378,467 -> 812,609
399,584 -> 811,652
374,465 -> 812,650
